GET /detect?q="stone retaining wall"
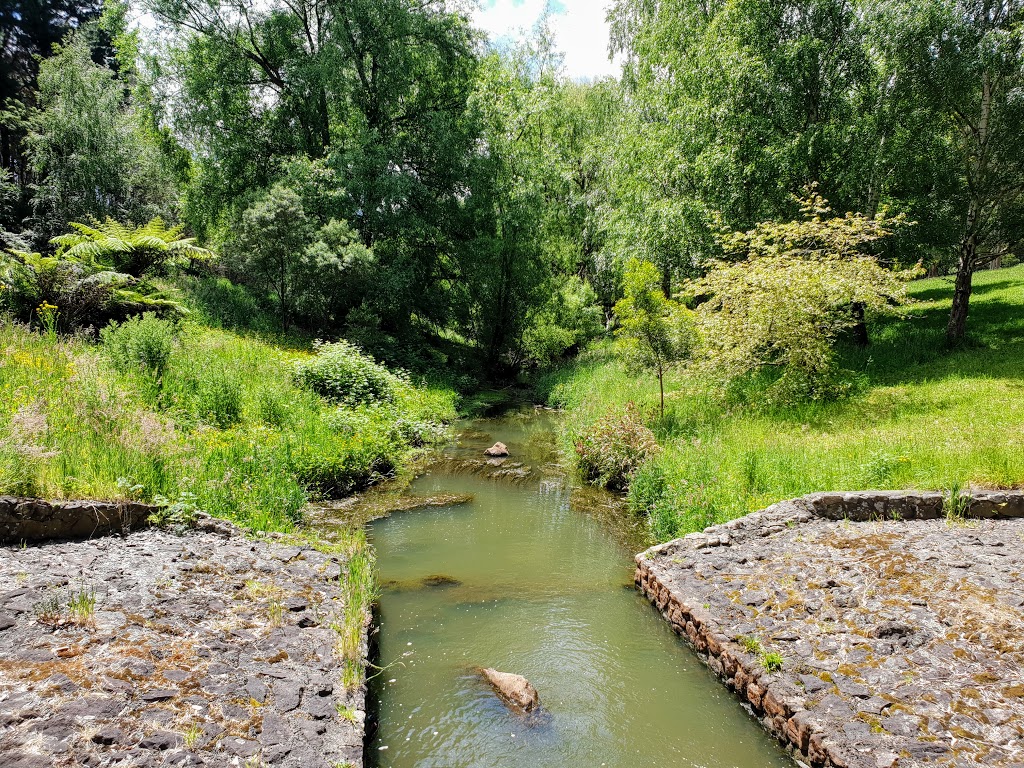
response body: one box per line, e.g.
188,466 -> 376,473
634,489 -> 1024,768
0,496 -> 162,544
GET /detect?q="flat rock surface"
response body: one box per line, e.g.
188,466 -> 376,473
645,510 -> 1024,767
0,526 -> 365,768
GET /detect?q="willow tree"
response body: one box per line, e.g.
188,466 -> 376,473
876,0 -> 1024,344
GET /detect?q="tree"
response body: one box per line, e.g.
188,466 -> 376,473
27,35 -> 177,239
0,0 -> 106,227
153,0 -> 481,348
607,0 -> 878,284
688,191 -> 918,401
231,184 -> 372,332
876,0 -> 1024,344
614,258 -> 694,416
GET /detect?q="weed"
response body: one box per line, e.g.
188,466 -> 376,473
67,587 -> 96,626
761,652 -> 785,673
267,598 -> 284,628
149,491 -> 201,531
739,635 -> 763,655
945,480 -> 972,524
181,723 -> 203,749
33,591 -> 63,624
336,704 -> 358,723
341,658 -> 363,690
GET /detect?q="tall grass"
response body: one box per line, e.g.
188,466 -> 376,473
0,319 -> 458,532
542,265 -> 1024,542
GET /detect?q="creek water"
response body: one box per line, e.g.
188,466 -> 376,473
365,409 -> 792,768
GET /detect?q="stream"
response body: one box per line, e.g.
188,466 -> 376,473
364,409 -> 792,768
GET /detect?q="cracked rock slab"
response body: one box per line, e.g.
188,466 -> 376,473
0,525 -> 367,768
637,492 -> 1024,768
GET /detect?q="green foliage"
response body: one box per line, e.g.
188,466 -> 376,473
521,277 -> 605,366
688,192 -> 918,402
100,313 -> 176,380
148,490 -> 201,531
573,402 -> 661,491
761,651 -> 785,673
0,314 -> 457,533
614,258 -> 694,415
294,341 -> 399,407
230,185 -> 372,332
52,218 -> 212,277
739,636 -> 763,655
27,34 -> 177,239
553,266 -> 1024,542
1,248 -> 116,331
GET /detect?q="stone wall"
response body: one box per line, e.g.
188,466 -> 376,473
634,489 -> 1024,768
0,496 -> 161,544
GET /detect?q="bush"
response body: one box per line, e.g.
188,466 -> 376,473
573,402 -> 661,491
101,313 -> 176,379
294,341 -> 399,406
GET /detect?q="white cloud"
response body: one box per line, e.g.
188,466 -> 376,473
473,0 -> 621,81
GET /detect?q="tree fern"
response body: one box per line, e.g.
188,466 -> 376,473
51,217 -> 213,276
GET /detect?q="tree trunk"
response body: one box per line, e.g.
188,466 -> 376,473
946,71 -> 992,346
946,243 -> 975,345
851,302 -> 869,348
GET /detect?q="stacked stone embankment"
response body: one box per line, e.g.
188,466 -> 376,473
0,496 -> 161,544
636,491 -> 1024,768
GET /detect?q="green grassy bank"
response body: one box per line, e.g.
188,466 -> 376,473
0,317 -> 457,532
542,265 -> 1024,541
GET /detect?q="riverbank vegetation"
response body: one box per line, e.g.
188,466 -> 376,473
0,314 -> 455,531
544,265 -> 1024,540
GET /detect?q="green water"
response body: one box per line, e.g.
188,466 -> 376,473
366,411 -> 792,768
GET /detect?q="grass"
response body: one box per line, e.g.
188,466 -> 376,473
67,587 -> 96,627
0,317 -> 457,532
542,264 -> 1024,542
333,528 -> 377,689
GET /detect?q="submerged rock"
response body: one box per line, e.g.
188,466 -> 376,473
484,442 -> 509,457
421,574 -> 462,588
479,668 -> 540,712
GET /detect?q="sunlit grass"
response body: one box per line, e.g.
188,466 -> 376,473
0,318 -> 458,532
542,265 -> 1024,541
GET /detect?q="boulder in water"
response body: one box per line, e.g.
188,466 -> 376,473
484,442 -> 509,457
479,668 -> 540,712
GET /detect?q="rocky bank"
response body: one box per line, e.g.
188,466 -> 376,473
0,515 -> 367,768
637,491 -> 1024,768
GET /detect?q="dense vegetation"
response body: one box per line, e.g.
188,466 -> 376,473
1,0 -> 1022,534
544,265 -> 1024,540
0,311 -> 455,531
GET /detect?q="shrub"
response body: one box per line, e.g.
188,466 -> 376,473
101,313 -> 176,380
573,402 -> 661,491
294,341 -> 398,406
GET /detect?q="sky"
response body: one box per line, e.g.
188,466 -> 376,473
473,0 -> 621,81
